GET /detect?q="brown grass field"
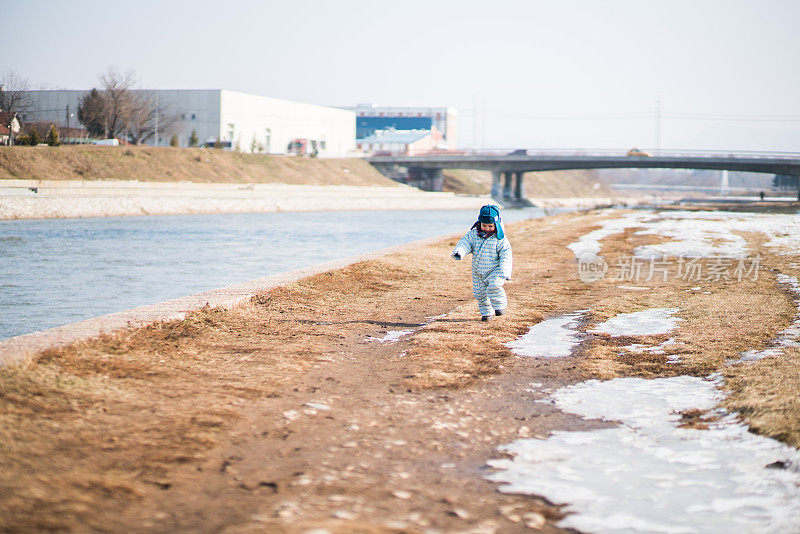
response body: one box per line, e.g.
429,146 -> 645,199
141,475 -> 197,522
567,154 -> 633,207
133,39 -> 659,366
0,146 -> 396,186
1,146 -> 616,199
1,205 -> 798,532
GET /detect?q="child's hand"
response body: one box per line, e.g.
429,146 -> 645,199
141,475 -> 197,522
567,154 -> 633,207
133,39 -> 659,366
451,251 -> 461,260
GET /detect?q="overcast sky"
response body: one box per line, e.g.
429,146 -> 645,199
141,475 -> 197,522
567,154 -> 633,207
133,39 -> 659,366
5,0 -> 799,151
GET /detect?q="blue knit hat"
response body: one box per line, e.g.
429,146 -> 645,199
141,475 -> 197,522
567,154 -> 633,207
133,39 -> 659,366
474,205 -> 504,239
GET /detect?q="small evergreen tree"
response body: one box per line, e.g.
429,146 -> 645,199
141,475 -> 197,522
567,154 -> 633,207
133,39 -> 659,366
169,134 -> 179,147
188,129 -> 199,147
77,88 -> 106,137
46,125 -> 60,146
250,134 -> 258,153
28,125 -> 40,145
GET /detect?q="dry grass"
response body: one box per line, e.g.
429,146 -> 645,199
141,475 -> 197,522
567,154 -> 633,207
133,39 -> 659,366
723,347 -> 800,447
2,205 -> 800,530
441,168 -> 616,197
0,300 -> 339,529
567,210 -> 800,447
0,146 -> 396,186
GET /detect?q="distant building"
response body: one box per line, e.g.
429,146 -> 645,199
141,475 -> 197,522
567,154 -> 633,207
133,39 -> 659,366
356,127 -> 444,156
19,90 -> 356,156
0,112 -> 20,145
346,104 -> 457,150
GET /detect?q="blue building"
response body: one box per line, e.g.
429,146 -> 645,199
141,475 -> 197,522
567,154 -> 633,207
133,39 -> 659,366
346,105 -> 457,149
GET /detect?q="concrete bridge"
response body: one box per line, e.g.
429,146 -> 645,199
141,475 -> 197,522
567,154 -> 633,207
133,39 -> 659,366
367,151 -> 800,201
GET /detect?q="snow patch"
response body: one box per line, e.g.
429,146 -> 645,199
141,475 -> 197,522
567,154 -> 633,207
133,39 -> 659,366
567,212 -> 656,258
505,311 -> 587,358
633,211 -> 800,258
487,376 -> 800,534
366,330 -> 414,343
617,285 -> 650,291
589,308 -> 682,337
621,338 -> 683,362
568,210 -> 800,260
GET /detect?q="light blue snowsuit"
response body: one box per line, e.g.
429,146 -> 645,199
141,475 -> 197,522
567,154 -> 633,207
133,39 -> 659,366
452,227 -> 513,317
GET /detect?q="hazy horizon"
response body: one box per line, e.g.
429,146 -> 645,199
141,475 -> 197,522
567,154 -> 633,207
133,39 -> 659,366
5,0 -> 799,152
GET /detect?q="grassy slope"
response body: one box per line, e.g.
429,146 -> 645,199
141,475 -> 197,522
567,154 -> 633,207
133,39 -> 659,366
0,146 -> 397,186
442,168 -> 618,197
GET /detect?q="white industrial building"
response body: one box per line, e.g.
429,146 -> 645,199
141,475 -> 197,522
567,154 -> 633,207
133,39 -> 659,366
19,89 -> 356,157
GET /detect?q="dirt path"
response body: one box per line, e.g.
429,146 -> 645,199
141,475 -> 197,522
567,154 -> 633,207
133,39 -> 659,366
2,205 -> 799,532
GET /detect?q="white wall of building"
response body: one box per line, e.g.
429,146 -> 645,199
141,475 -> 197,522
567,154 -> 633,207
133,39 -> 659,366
220,90 -> 355,157
20,89 -> 355,157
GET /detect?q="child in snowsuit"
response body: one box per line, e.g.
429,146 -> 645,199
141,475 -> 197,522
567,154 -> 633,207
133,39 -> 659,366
451,205 -> 513,321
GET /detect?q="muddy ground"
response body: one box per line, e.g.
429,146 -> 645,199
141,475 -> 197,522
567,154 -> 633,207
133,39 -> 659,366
1,205 -> 798,532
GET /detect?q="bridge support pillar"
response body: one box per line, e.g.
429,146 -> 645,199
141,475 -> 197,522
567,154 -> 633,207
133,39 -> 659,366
491,171 -> 503,198
503,172 -> 513,198
406,167 -> 442,191
514,172 -> 526,199
427,168 -> 443,192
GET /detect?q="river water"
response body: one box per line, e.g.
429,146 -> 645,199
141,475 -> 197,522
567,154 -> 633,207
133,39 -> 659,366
0,208 -> 552,340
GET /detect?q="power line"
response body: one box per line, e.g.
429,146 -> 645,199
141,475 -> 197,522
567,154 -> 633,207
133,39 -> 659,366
466,108 -> 800,122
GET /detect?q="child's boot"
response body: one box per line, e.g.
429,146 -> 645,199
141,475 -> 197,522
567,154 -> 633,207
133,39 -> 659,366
495,309 -> 506,316
481,315 -> 492,322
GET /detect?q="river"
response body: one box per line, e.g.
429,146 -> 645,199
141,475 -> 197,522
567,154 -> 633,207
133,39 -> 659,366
0,208 -> 555,340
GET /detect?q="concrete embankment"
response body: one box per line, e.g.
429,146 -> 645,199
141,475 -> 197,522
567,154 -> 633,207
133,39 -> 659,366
0,179 -> 492,219
0,178 -> 650,220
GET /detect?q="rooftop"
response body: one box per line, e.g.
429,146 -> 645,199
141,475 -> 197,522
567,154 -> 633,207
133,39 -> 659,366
358,129 -> 431,145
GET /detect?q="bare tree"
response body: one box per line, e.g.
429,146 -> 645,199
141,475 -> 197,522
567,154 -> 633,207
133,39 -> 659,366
0,70 -> 33,116
127,92 -> 177,145
99,66 -> 137,139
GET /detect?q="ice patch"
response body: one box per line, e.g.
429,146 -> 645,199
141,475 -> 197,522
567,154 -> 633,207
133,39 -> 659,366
304,402 -> 331,411
633,211 -> 800,259
617,285 -> 650,291
505,311 -> 587,358
567,212 -> 656,258
633,212 -> 749,258
620,338 -> 684,362
487,376 -> 800,534
569,210 -> 800,260
366,330 -> 414,343
589,308 -> 682,337
728,274 -> 800,364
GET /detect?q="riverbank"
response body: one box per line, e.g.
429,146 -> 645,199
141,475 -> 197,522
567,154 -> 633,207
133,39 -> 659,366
0,178 -> 649,220
3,205 -> 798,531
0,146 -> 651,219
0,179 -> 493,219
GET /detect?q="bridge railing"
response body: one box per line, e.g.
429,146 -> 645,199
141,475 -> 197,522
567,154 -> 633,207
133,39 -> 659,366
370,148 -> 800,159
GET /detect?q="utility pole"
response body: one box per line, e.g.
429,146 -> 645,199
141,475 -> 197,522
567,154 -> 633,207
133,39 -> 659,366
66,104 -> 70,144
655,96 -> 662,156
481,99 -> 487,149
154,92 -> 159,147
472,95 -> 478,150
